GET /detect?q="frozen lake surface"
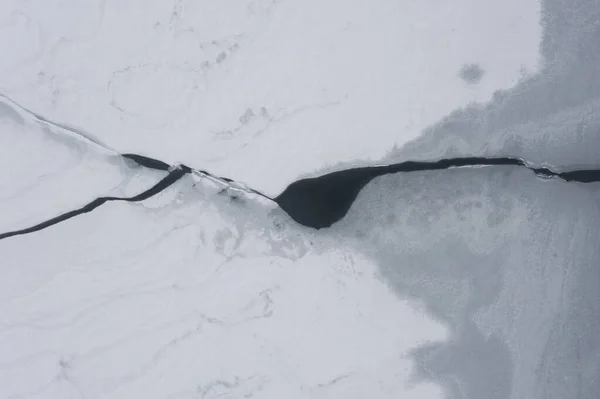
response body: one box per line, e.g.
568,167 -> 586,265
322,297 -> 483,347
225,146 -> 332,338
1,1 -> 599,398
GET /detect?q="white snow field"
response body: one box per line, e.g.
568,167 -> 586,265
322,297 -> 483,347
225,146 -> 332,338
0,0 -> 541,194
2,1 -> 600,399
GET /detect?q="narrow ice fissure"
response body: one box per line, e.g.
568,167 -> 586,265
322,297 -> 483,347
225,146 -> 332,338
2,105 -> 599,240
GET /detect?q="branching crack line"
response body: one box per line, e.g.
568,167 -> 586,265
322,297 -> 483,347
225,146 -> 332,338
0,165 -> 190,241
273,157 -> 600,229
1,92 -> 599,239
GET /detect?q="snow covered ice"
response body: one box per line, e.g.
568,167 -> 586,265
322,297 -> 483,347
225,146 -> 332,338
1,0 -> 600,398
0,0 -> 542,194
1,100 -> 449,398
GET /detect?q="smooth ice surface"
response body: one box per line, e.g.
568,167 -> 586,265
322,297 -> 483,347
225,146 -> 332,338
0,0 -> 541,194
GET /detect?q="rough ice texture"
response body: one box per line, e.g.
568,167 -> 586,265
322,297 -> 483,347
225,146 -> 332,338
346,0 -> 600,397
337,166 -> 600,399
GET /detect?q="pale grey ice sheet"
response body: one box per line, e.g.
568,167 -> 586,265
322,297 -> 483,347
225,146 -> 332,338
337,166 -> 600,399
336,1 -> 600,398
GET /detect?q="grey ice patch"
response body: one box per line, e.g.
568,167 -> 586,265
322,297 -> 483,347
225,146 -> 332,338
459,63 -> 485,84
216,51 -> 227,63
239,108 -> 255,124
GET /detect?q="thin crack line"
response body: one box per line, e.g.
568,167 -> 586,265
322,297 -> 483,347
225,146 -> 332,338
378,156 -> 600,182
0,93 -> 274,201
0,165 -> 190,241
0,92 -> 118,155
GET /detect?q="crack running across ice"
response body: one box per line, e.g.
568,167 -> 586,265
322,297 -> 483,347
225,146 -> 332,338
1,93 -> 599,239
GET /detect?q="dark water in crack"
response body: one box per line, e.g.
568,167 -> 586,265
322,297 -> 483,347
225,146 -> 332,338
3,152 -> 598,241
330,1 -> 600,398
2,3 -> 600,398
335,165 -> 600,399
274,158 -> 600,229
